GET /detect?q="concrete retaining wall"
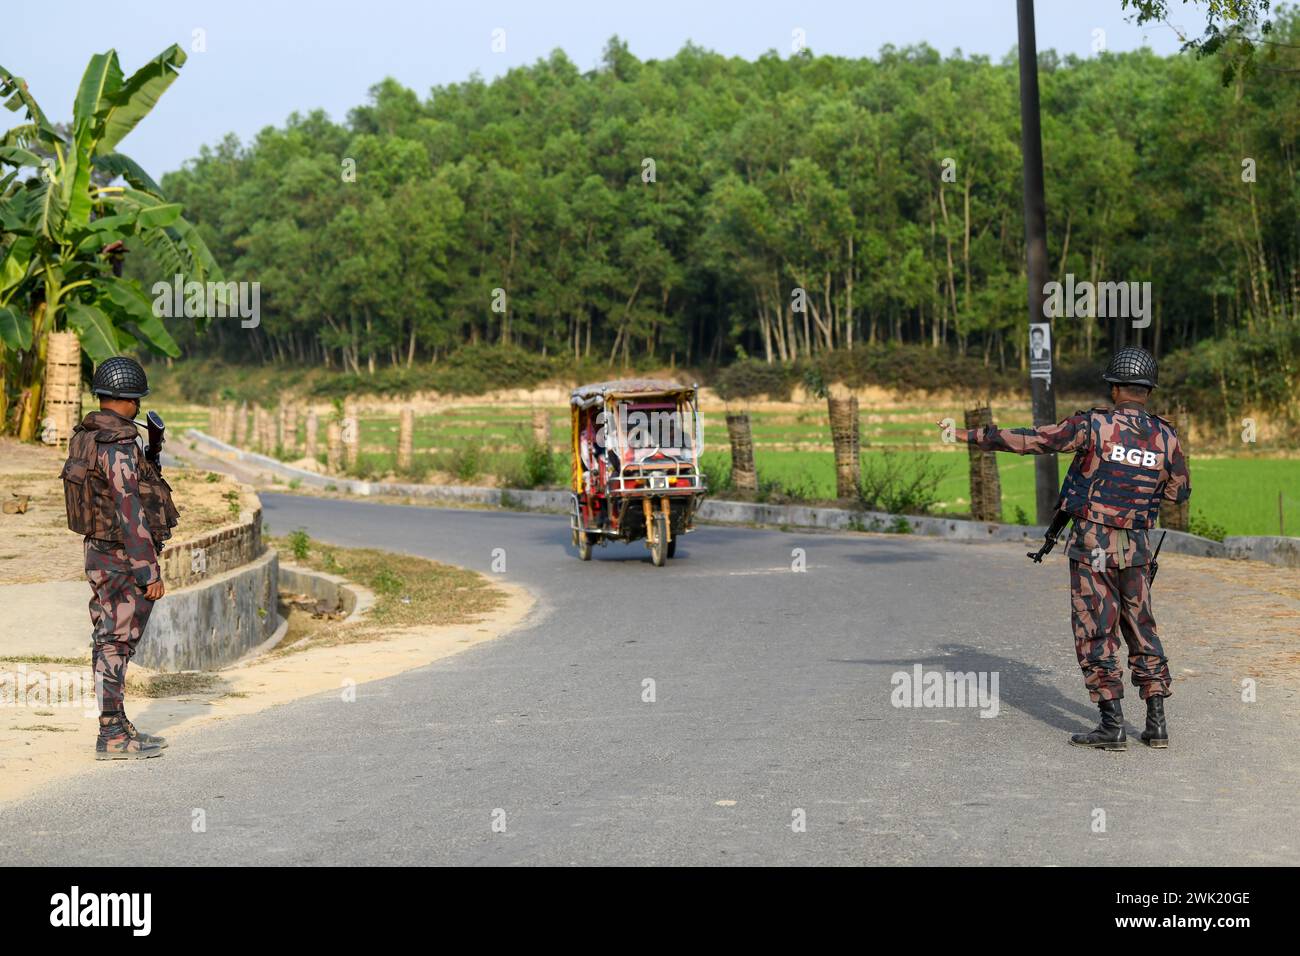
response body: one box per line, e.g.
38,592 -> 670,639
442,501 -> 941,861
1222,535 -> 1300,568
136,547 -> 280,672
186,429 -> 1300,568
278,565 -> 376,618
160,498 -> 263,590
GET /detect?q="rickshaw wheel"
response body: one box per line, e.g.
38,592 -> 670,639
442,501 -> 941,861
666,535 -> 677,559
577,532 -> 593,561
650,514 -> 668,567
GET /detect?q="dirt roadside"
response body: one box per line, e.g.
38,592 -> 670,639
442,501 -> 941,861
0,572 -> 533,806
0,437 -> 251,584
0,438 -> 537,806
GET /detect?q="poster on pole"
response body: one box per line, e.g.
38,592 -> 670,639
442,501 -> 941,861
1029,322 -> 1052,387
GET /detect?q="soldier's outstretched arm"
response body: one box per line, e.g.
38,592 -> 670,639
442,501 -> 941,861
100,442 -> 161,589
937,413 -> 1089,455
1163,432 -> 1191,503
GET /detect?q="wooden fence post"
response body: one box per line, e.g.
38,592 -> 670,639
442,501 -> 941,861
397,407 -> 415,471
342,397 -> 359,470
828,395 -> 860,500
725,412 -> 758,493
964,404 -> 1003,522
326,420 -> 342,473
305,409 -> 319,460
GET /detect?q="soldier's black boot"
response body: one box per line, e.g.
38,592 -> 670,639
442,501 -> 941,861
95,715 -> 163,761
1069,698 -> 1127,751
1140,696 -> 1168,748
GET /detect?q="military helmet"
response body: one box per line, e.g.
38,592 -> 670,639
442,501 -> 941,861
1102,346 -> 1158,389
91,356 -> 150,399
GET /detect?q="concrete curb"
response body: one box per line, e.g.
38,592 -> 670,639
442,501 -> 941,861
185,429 -> 1299,568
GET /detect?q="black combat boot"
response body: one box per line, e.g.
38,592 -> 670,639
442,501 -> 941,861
1140,696 -> 1168,748
1069,698 -> 1127,751
95,715 -> 163,761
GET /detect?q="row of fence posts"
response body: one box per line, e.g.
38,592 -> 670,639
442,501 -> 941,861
726,395 -> 863,498
209,399 -> 361,473
724,399 -> 1192,532
207,401 -> 440,478
205,394 -> 1194,532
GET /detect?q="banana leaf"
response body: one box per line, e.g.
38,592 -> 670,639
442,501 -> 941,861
0,304 -> 32,350
65,300 -> 118,361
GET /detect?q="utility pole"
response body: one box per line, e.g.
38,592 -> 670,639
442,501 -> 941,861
1016,0 -> 1059,524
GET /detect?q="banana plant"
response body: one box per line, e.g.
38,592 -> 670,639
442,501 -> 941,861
0,45 -> 222,437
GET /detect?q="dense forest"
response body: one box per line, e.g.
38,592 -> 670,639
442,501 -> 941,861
154,12 -> 1299,388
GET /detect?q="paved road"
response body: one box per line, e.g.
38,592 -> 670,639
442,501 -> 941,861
3,493 -> 1296,865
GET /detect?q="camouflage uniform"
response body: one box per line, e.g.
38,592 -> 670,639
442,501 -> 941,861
62,410 -> 176,752
965,403 -> 1191,702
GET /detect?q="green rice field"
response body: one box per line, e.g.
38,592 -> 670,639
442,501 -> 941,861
160,399 -> 1299,538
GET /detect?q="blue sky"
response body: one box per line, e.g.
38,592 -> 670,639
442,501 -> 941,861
3,1 -> 1188,176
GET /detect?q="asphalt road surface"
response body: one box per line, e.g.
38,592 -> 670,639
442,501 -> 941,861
4,493 -> 1296,865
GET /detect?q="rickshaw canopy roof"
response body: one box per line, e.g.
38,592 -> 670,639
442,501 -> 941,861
570,379 -> 696,409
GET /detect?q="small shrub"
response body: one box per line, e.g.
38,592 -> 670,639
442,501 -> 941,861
1188,511 -> 1226,542
699,453 -> 732,494
398,453 -> 434,483
348,453 -> 387,481
371,568 -> 404,596
287,529 -> 311,561
520,439 -> 560,488
1012,505 -> 1031,525
755,474 -> 815,503
714,358 -> 798,401
222,489 -> 241,517
434,440 -> 484,483
857,451 -> 949,516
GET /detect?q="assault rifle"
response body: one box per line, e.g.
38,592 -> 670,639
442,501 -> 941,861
136,411 -> 166,475
1027,509 -> 1072,564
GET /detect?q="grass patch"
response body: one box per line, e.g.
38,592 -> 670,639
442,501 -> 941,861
11,724 -> 74,733
270,537 -> 508,654
126,671 -> 222,698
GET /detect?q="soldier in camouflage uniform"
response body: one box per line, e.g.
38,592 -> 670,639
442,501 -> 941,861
939,347 -> 1190,751
61,357 -> 178,759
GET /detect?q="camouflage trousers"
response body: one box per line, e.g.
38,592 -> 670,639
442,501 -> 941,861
85,539 -> 155,713
1069,559 -> 1171,702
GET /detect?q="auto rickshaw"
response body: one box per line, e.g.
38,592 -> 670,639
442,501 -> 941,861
569,379 -> 707,566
